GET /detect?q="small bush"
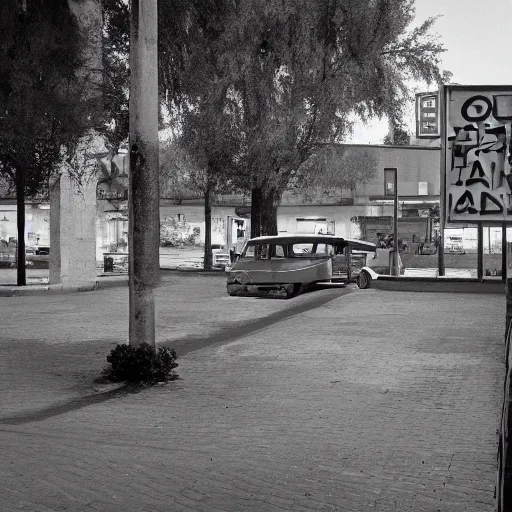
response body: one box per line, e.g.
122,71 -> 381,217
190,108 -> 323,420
104,343 -> 179,385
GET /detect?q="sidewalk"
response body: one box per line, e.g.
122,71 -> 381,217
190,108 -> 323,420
0,266 -> 227,295
0,276 -> 504,511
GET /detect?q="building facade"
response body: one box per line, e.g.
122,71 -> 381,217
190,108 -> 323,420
0,143 -> 442,266
5,142 -> 506,277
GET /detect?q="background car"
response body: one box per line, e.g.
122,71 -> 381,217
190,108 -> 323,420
227,234 -> 377,298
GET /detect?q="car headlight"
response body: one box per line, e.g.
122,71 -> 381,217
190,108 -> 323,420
227,271 -> 251,285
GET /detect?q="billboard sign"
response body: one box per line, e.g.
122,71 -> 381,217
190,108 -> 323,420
443,85 -> 512,223
416,92 -> 440,138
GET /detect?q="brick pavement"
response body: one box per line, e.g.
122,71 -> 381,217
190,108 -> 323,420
0,278 -> 505,512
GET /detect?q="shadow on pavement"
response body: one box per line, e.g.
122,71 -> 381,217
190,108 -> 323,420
0,286 -> 353,426
0,385 -> 132,426
161,285 -> 352,357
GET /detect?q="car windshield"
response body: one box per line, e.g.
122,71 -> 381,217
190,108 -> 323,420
242,243 -> 286,260
241,241 -> 335,259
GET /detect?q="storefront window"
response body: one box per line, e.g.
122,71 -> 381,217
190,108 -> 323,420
443,227 -> 476,278
482,226 -> 503,278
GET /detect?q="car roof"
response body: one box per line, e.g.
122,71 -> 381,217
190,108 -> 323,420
246,234 -> 376,251
248,234 -> 343,243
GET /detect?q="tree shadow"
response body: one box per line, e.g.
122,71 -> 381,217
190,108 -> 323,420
0,286 -> 351,425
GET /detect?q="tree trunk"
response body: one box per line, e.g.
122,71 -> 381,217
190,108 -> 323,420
260,187 -> 280,236
203,185 -> 212,269
15,167 -> 26,286
128,0 -> 159,348
250,186 -> 262,238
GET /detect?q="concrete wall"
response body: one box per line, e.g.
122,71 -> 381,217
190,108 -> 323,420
276,204 -> 395,239
217,144 -> 442,207
348,144 -> 441,198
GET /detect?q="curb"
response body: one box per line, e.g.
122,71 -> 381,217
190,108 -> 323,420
0,268 -> 226,296
160,267 -> 226,275
1,271 -> 505,296
0,277 -> 128,297
372,276 -> 505,294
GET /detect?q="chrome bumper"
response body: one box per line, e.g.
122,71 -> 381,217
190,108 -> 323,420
227,283 -> 295,298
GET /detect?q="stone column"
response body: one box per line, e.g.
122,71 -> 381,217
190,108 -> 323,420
48,0 -> 105,287
49,130 -> 108,286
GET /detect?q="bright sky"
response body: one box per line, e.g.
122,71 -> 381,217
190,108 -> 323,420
349,0 -> 512,144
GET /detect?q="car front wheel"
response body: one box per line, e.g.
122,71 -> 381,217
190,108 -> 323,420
357,270 -> 372,289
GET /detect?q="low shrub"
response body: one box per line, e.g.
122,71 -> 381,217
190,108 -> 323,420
104,343 -> 179,385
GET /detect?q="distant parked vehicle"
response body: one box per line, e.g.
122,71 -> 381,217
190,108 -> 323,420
26,245 -> 49,256
445,236 -> 465,254
212,245 -> 230,268
226,234 -> 377,298
418,241 -> 437,255
376,233 -> 408,253
25,245 -> 50,268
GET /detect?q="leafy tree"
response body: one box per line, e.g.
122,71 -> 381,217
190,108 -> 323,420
158,0 -> 447,236
159,141 -> 199,204
159,0 -> 247,267
383,123 -> 411,145
101,0 -> 130,148
153,0 -> 448,241
0,0 -> 95,285
226,0 -> 448,235
178,104 -> 244,268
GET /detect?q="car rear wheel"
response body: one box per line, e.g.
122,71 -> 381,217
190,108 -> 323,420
291,283 -> 303,297
357,270 -> 372,289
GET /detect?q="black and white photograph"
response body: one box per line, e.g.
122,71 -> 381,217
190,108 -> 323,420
0,1 -> 509,510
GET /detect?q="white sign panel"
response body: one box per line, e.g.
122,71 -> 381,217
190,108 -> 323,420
416,92 -> 440,138
445,86 -> 512,223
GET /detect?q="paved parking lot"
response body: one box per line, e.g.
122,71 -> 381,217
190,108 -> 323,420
0,274 -> 505,511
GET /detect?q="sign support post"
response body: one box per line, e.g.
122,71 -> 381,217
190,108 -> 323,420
503,223 -> 507,282
477,224 -> 484,281
393,168 -> 399,276
438,84 -> 446,276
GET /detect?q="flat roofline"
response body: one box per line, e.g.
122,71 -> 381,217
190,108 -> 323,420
445,84 -> 512,91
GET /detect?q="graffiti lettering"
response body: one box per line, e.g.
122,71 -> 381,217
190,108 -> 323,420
480,191 -> 504,215
465,160 -> 489,188
461,95 -> 493,122
453,190 -> 477,215
446,88 -> 512,221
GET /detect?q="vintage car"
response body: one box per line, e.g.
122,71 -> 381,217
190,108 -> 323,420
226,234 -> 382,298
25,245 -> 50,268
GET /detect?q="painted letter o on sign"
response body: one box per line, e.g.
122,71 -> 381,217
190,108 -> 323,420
461,95 -> 493,122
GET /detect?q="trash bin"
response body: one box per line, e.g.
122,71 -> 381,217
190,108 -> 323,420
104,256 -> 114,273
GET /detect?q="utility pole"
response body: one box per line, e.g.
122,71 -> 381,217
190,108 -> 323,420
128,0 -> 160,347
